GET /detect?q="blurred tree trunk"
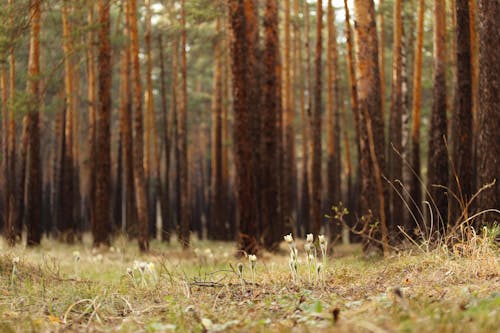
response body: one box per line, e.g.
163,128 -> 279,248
377,0 -> 385,121
158,34 -> 171,242
476,0 -> 499,225
228,0 -> 259,254
244,0 -> 262,241
426,0 -> 448,231
211,16 -> 225,240
388,0 -> 403,236
354,0 -> 389,255
326,0 -> 341,240
282,0 -> 296,233
3,0 -> 17,245
61,0 -> 75,242
94,0 -> 112,247
87,3 -> 97,240
128,0 -> 149,251
311,0 -> 323,236
261,0 -> 280,251
178,0 -> 190,248
119,2 -> 136,237
172,38 -> 181,238
448,0 -> 472,227
26,0 -> 42,246
295,0 -> 309,237
343,0 -> 362,233
144,0 -> 159,239
409,0 -> 425,235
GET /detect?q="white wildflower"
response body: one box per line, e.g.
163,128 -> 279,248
306,233 -> 314,243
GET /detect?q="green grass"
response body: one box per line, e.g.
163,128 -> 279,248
0,235 -> 498,332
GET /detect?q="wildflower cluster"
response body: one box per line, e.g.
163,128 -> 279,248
127,260 -> 158,287
284,233 -> 299,282
283,233 -> 328,285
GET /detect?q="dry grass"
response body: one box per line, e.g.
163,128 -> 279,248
0,233 -> 498,332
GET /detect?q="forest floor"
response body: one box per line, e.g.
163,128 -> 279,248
0,234 -> 498,332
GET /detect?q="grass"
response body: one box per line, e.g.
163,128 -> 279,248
0,234 -> 498,332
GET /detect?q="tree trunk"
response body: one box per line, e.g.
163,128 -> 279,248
228,0 -> 259,254
343,0 -> 362,235
354,0 -> 389,255
178,0 -> 190,248
409,0 -> 425,235
158,34 -> 171,242
388,0 -> 403,236
211,16 -> 225,240
26,0 -> 42,246
282,0 -> 296,234
426,0 -> 448,231
295,0 -> 309,237
448,0 -> 472,227
94,0 -> 112,247
476,0 -> 499,225
326,0 -> 341,240
128,0 -> 149,251
311,0 -> 323,236
61,0 -> 76,242
261,0 -> 281,250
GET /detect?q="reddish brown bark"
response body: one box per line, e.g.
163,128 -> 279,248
311,0 -> 323,236
128,0 -> 149,251
94,0 -> 112,246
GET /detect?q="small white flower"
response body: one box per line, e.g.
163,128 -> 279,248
12,257 -> 20,264
308,254 -> 315,261
284,233 -> 294,244
96,254 -> 103,262
304,243 -> 312,253
248,254 -> 257,262
139,262 -> 147,272
318,235 -> 326,245
306,233 -> 314,243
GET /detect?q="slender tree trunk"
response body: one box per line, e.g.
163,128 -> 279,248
354,0 -> 389,255
311,0 -> 323,236
295,0 -> 308,237
448,0 -> 472,227
282,0 -> 296,233
388,0 -> 404,236
476,0 -> 499,225
261,0 -> 280,251
61,0 -> 75,242
3,1 -> 16,244
86,3 -> 98,240
26,0 -> 42,246
326,0 -> 342,240
94,0 -> 112,247
211,16 -> 225,240
158,34 -> 171,242
1,66 -> 10,242
426,0 -> 448,231
178,0 -> 190,248
128,0 -> 149,251
378,0 -> 386,121
409,0 -> 425,235
343,0 -> 362,232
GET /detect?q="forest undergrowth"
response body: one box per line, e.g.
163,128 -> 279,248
0,231 -> 498,332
